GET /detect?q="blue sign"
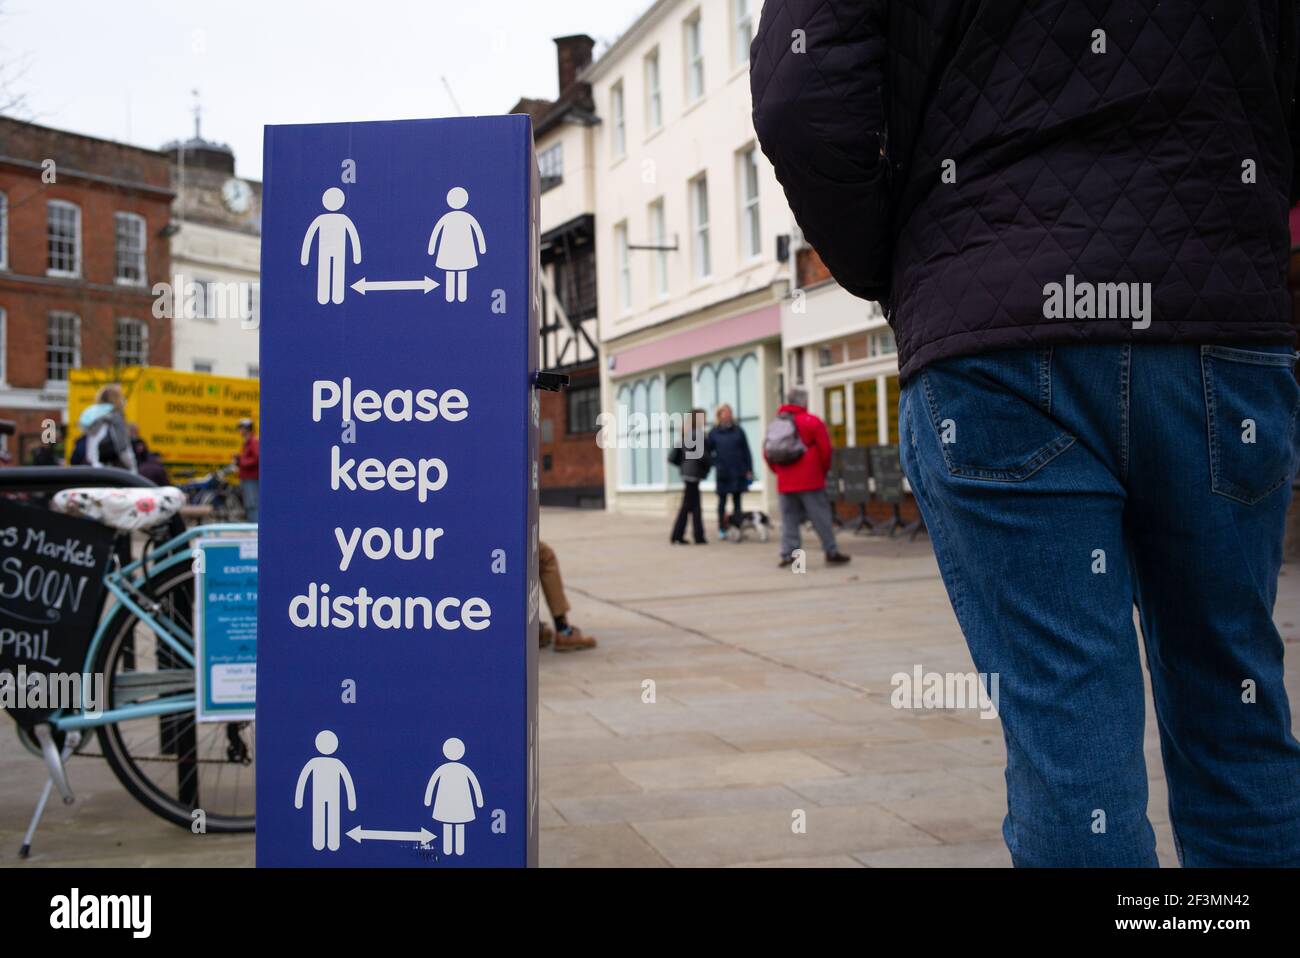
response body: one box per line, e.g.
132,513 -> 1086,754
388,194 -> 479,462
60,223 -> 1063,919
194,537 -> 258,722
256,116 -> 540,867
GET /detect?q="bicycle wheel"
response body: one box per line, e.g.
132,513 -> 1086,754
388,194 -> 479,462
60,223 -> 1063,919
93,564 -> 256,831
216,488 -> 247,523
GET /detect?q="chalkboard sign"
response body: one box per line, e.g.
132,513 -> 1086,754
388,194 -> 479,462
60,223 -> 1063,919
0,497 -> 116,726
825,450 -> 843,500
869,445 -> 905,503
840,447 -> 872,504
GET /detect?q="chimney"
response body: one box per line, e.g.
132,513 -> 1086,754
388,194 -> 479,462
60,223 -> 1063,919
554,34 -> 595,95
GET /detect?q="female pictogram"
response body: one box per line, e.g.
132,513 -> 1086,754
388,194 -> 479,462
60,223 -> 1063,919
423,736 -> 484,856
428,187 -> 487,303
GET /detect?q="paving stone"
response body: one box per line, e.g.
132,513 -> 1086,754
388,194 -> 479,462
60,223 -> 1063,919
540,824 -> 670,868
553,785 -> 803,827
614,750 -> 845,791
6,506 -> 1295,867
539,762 -> 641,800
631,805 -> 938,867
855,841 -> 1012,868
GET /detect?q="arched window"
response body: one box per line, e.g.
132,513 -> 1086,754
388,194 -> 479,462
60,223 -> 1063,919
695,351 -> 761,487
615,374 -> 667,488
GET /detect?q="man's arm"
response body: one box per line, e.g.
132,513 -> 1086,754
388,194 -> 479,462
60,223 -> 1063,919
1291,35 -> 1300,204
341,765 -> 357,811
294,764 -> 311,809
346,219 -> 362,264
751,0 -> 890,301
300,218 -> 320,266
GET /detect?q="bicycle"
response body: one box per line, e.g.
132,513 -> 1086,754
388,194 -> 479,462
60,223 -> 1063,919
1,466 -> 257,856
179,464 -> 248,524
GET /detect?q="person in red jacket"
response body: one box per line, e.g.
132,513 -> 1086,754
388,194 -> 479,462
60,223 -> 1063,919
764,388 -> 849,568
233,418 -> 260,522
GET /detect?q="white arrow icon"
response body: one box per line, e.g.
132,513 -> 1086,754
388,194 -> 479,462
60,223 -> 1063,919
346,825 -> 436,844
350,276 -> 440,295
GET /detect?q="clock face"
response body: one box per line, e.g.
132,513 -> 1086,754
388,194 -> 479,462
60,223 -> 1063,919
221,178 -> 252,214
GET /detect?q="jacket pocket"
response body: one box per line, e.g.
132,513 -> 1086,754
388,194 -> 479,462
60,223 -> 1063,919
919,347 -> 1075,482
1201,345 -> 1300,505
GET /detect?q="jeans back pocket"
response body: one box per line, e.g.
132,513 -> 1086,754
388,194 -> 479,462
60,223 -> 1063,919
1201,345 -> 1300,505
919,347 -> 1075,482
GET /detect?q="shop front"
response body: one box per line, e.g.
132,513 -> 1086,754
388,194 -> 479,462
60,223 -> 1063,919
781,256 -> 920,526
601,298 -> 783,519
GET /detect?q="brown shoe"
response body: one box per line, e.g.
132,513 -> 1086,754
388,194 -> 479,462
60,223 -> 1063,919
553,625 -> 596,652
539,623 -> 554,648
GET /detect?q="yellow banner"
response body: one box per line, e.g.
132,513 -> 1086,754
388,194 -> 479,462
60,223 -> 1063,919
67,367 -> 260,466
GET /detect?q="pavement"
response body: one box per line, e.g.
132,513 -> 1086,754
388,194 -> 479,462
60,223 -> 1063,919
5,504 -> 1300,867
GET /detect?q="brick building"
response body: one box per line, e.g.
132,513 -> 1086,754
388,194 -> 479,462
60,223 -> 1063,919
0,117 -> 174,462
511,36 -> 604,507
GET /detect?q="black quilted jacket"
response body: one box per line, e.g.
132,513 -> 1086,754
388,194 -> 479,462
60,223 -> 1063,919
752,0 -> 1300,381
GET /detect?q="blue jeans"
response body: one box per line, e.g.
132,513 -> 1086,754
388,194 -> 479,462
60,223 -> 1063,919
240,478 -> 259,522
899,344 -> 1300,867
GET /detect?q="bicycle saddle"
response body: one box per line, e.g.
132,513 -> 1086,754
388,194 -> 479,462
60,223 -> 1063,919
51,486 -> 184,532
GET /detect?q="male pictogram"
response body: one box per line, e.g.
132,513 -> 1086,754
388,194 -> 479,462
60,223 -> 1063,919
294,729 -> 357,850
301,188 -> 362,305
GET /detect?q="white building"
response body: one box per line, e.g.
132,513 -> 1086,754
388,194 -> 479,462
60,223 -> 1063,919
781,245 -> 901,450
587,0 -> 792,518
164,136 -> 261,379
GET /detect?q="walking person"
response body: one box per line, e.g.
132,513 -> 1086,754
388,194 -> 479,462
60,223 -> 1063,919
707,403 -> 753,539
78,384 -> 137,473
753,0 -> 1300,866
233,418 -> 260,522
764,388 -> 850,567
668,408 -> 712,544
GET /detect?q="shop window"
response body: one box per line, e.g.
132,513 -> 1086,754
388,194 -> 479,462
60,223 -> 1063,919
824,384 -> 847,447
853,379 -> 875,446
694,352 -> 760,473
615,375 -> 666,488
885,375 -> 901,445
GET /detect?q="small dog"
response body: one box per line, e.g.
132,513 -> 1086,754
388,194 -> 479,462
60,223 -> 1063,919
725,510 -> 772,542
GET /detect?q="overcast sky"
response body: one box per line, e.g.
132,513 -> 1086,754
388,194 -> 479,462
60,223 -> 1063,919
1,0 -> 652,180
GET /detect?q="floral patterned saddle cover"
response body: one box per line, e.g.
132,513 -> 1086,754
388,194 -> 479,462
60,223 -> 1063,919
51,487 -> 184,532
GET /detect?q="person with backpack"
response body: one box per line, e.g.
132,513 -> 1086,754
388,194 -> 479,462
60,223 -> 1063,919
764,388 -> 849,567
78,384 -> 137,473
668,408 -> 713,544
752,0 -> 1300,866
